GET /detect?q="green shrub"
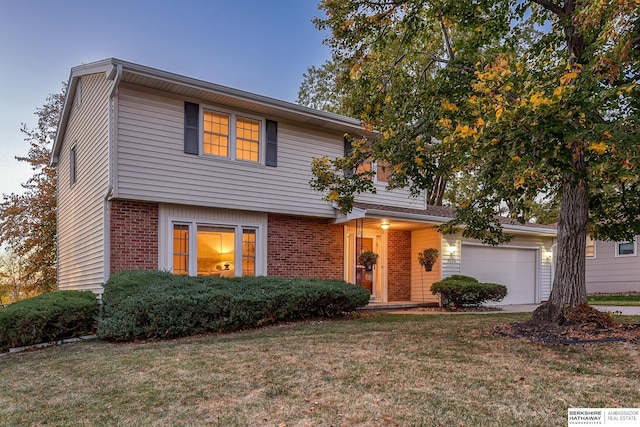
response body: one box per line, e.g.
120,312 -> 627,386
431,275 -> 507,307
98,271 -> 371,342
0,291 -> 98,351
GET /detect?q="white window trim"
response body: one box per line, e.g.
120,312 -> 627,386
585,235 -> 596,259
615,240 -> 637,257
201,106 -> 264,164
168,217 -> 262,276
70,143 -> 77,187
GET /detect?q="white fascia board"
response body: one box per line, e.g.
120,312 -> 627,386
332,206 -> 367,224
500,223 -> 557,236
365,208 -> 557,236
113,58 -> 371,136
364,208 -> 449,225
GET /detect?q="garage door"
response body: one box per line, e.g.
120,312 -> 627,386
460,245 -> 537,305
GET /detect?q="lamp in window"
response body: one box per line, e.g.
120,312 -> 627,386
220,253 -> 234,270
381,220 -> 390,230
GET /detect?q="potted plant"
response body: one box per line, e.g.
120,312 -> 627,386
358,251 -> 379,271
418,248 -> 439,271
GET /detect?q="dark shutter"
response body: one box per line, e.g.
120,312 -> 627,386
266,120 -> 278,167
343,136 -> 354,178
184,102 -> 199,155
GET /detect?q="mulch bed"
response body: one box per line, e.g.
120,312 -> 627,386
494,304 -> 640,345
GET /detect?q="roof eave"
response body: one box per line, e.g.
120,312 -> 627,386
51,59 -> 119,165
338,206 -> 557,236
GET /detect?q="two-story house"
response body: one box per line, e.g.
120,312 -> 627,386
52,58 -> 557,305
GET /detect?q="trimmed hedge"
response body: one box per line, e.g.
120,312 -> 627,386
98,271 -> 371,342
0,291 -> 98,351
431,275 -> 508,307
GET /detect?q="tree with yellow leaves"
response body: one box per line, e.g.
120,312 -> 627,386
309,0 -> 639,323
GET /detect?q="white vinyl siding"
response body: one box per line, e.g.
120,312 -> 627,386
586,239 -> 640,293
115,87 -> 423,217
57,73 -> 111,293
410,228 -> 441,304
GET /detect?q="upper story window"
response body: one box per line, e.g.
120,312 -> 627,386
376,163 -> 391,183
186,102 -> 277,166
585,235 -> 595,258
616,240 -> 636,257
70,144 -> 77,186
203,110 -> 261,163
203,111 -> 229,157
236,117 -> 260,162
353,160 -> 390,184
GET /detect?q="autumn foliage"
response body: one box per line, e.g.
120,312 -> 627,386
0,88 -> 64,295
310,0 -> 639,322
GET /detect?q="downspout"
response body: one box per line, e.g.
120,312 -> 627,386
103,63 -> 122,285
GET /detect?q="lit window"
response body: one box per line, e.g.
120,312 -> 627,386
172,224 -> 189,275
242,229 -> 256,276
616,241 -> 636,257
197,226 -> 235,276
236,118 -> 260,162
171,222 -> 258,277
203,111 -> 229,157
376,163 -> 391,183
356,161 -> 371,175
585,236 -> 595,258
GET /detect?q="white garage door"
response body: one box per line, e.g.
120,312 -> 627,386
460,245 -> 537,305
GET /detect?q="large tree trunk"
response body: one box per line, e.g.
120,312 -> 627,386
532,175 -> 589,323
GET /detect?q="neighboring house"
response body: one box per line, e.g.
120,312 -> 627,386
52,58 -> 557,305
586,237 -> 640,293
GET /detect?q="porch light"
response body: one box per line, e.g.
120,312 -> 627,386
544,251 -> 553,259
448,245 -> 457,256
381,220 -> 390,230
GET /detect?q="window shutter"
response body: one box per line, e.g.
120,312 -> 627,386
184,102 -> 199,155
343,136 -> 354,178
265,120 -> 278,167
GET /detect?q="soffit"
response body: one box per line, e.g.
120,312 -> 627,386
119,68 -> 368,136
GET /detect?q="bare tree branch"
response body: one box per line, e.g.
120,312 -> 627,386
440,19 -> 455,61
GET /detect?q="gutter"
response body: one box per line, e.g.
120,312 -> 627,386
103,63 -> 122,284
115,58 -> 370,135
338,207 -> 557,236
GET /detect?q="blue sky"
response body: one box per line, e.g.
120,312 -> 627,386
0,0 -> 330,196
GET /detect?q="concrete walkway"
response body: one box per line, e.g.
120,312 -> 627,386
592,305 -> 640,316
375,303 -> 640,316
493,304 -> 640,316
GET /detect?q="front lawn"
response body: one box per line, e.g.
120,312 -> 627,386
588,293 -> 640,306
1,313 -> 639,426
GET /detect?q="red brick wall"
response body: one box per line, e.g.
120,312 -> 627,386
267,214 -> 344,279
387,229 -> 412,301
110,200 -> 159,273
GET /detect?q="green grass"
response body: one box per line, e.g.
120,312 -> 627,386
588,293 -> 640,306
1,312 -> 639,426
